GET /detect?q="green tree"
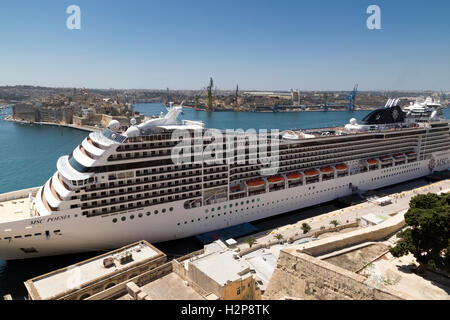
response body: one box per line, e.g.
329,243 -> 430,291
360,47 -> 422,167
301,223 -> 311,234
274,233 -> 284,241
390,193 -> 450,273
246,236 -> 257,248
330,220 -> 339,228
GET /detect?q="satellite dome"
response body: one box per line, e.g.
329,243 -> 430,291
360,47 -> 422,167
349,118 -> 357,125
108,120 -> 120,131
124,126 -> 140,137
130,118 -> 137,126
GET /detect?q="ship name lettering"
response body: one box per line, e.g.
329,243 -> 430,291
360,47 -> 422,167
47,215 -> 70,223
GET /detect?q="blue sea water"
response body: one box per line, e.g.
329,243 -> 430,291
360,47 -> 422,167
0,104 -> 449,298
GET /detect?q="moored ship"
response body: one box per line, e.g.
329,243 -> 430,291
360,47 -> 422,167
0,101 -> 449,260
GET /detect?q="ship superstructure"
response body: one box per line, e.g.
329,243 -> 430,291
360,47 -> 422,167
0,101 -> 449,260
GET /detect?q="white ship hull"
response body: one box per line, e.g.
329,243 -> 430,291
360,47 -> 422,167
0,155 -> 446,261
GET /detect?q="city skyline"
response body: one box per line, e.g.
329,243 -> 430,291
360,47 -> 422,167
0,0 -> 449,91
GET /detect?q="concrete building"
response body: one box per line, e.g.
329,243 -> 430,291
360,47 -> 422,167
185,240 -> 262,300
24,240 -> 166,300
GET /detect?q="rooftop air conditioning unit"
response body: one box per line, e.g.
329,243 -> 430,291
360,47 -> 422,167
103,257 -> 115,268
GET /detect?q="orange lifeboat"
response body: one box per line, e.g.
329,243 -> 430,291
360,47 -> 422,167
286,172 -> 302,180
304,169 -> 319,176
335,164 -> 348,171
406,151 -> 416,157
268,176 -> 284,184
247,179 -> 265,188
367,159 -> 378,165
320,166 -> 334,174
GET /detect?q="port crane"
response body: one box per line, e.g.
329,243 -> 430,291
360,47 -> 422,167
206,77 -> 215,111
344,84 -> 358,111
233,85 -> 239,111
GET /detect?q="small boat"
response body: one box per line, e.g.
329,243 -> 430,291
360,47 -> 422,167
304,169 -> 319,176
393,153 -> 405,159
286,172 -> 302,181
268,176 -> 284,184
320,166 -> 334,174
367,159 -> 378,165
247,179 -> 265,189
335,164 -> 348,171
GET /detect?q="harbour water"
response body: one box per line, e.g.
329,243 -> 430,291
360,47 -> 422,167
0,103 -> 448,299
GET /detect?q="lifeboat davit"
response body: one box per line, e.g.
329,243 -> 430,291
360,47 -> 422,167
367,159 -> 378,165
268,176 -> 284,184
320,166 -> 334,174
335,164 -> 348,171
247,179 -> 265,189
304,169 -> 319,176
393,153 -> 405,159
406,151 -> 416,158
286,172 -> 302,181
379,155 -> 392,162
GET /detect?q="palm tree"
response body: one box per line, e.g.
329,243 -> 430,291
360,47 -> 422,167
330,220 -> 339,228
246,236 -> 257,248
301,223 -> 311,234
274,233 -> 284,241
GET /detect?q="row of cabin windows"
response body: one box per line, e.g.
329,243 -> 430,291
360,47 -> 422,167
87,171 -> 202,193
81,186 -> 202,210
112,207 -> 174,223
82,191 -> 202,217
82,179 -> 202,201
372,167 -> 421,181
2,230 -> 61,241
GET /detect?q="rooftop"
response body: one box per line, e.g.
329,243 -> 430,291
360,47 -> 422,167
25,240 -> 164,300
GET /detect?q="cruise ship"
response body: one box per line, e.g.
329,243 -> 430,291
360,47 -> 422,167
0,101 -> 449,260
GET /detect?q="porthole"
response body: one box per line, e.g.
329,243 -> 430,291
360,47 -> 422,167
113,218 -> 118,223
169,207 -> 173,212
138,213 -> 143,218
217,207 -> 220,211
146,212 -> 150,216
162,209 -> 166,213
130,215 -> 134,220
121,217 -> 126,222
154,210 -> 159,214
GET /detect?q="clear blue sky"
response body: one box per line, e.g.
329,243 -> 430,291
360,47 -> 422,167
0,0 -> 449,91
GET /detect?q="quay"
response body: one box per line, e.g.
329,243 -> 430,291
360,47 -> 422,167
3,115 -> 98,133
